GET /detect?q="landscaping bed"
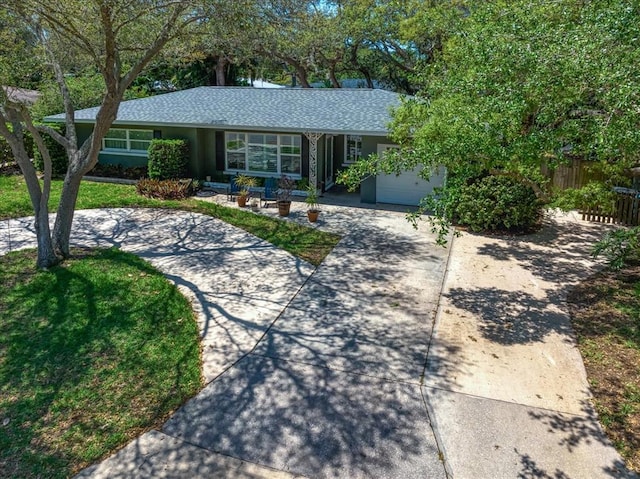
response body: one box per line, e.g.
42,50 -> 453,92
568,266 -> 640,473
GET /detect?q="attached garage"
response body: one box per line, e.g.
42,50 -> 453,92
375,165 -> 446,206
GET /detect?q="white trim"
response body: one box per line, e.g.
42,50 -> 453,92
99,149 -> 149,157
223,170 -> 302,180
224,132 -> 302,176
102,128 -> 153,154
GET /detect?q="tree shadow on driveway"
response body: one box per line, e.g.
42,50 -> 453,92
163,354 -> 445,479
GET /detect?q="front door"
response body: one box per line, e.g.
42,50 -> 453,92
324,135 -> 334,189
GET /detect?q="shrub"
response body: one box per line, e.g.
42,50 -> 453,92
147,139 -> 189,180
430,175 -> 543,233
593,226 -> 640,270
277,174 -> 296,202
32,124 -> 67,175
0,136 -> 13,164
0,128 -> 34,166
88,163 -> 148,180
136,178 -> 192,200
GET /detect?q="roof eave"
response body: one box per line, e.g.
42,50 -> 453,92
45,118 -> 391,137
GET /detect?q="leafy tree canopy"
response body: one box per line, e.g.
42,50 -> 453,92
340,0 -> 640,233
395,0 -> 640,192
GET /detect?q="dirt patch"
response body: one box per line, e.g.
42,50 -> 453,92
567,265 -> 640,473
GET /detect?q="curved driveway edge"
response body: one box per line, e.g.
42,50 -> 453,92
0,208 -> 315,384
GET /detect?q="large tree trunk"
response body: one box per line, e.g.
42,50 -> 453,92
34,209 -> 57,268
295,64 -> 311,88
52,171 -> 83,258
215,56 -> 227,86
328,63 -> 341,88
0,112 -> 59,268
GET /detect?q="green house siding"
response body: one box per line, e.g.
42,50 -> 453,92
77,123 -> 395,197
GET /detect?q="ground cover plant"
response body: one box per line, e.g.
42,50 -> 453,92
0,248 -> 202,478
568,267 -> 640,472
0,174 -> 340,266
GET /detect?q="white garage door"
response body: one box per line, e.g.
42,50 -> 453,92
375,145 -> 445,206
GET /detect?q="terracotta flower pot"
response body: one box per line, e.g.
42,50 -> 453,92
237,195 -> 248,207
278,200 -> 291,217
307,210 -> 320,223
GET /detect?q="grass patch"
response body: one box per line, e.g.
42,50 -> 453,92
0,248 -> 202,478
567,265 -> 640,473
0,175 -> 340,266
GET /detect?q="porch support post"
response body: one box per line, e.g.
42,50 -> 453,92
304,131 -> 323,191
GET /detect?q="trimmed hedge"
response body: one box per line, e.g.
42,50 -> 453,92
147,139 -> 189,180
32,124 -> 67,175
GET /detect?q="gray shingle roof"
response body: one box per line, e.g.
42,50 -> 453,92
45,87 -> 403,135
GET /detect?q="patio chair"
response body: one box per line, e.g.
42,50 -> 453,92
226,175 -> 240,201
261,177 -> 278,208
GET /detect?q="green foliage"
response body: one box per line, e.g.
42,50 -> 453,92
30,74 -> 148,121
147,139 -> 189,180
593,227 -> 640,270
32,124 -> 67,175
234,174 -> 257,197
0,126 -> 33,165
383,0 -> 640,237
296,177 -> 309,190
191,178 -> 204,192
88,163 -> 148,180
0,9 -> 43,89
442,175 -> 543,233
136,178 -> 192,200
305,185 -> 319,211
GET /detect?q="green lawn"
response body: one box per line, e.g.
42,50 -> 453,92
0,173 -> 341,477
0,174 -> 341,266
0,248 -> 202,478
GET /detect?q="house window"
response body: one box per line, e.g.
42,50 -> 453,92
225,133 -> 301,176
346,135 -> 362,163
102,129 -> 153,153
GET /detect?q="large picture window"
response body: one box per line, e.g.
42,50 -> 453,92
102,129 -> 153,153
225,132 -> 301,176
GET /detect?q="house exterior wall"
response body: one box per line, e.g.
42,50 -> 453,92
78,124 -> 397,201
80,124 -> 203,175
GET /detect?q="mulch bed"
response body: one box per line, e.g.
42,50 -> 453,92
567,265 -> 640,473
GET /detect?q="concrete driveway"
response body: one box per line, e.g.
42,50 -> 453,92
0,205 -> 450,478
1,199 -> 635,478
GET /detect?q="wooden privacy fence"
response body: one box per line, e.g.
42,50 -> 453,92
581,189 -> 640,226
541,158 -> 604,190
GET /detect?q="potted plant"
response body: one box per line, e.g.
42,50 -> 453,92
305,185 -> 320,223
277,174 -> 296,217
235,174 -> 256,207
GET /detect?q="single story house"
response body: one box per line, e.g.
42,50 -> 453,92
45,87 -> 444,206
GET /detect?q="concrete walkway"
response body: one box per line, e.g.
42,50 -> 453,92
0,198 -> 636,478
